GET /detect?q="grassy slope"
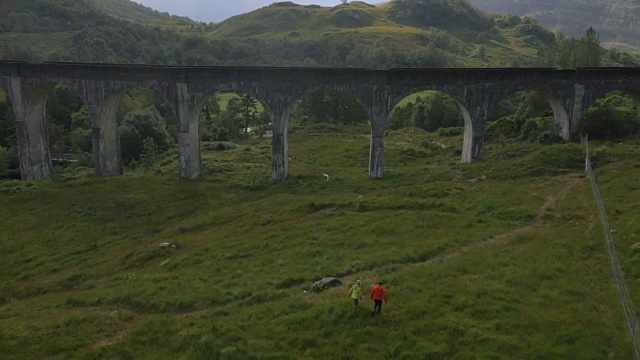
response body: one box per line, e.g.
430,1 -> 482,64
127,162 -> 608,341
207,2 -> 539,67
468,0 -> 640,46
85,0 -> 176,22
0,126 -> 637,359
0,0 -> 543,67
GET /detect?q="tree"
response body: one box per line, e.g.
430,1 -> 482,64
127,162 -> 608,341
139,137 -> 160,169
576,27 -> 601,67
536,27 -> 604,69
411,101 -> 428,129
46,85 -> 84,131
212,110 -> 242,141
0,91 -> 16,149
228,94 -> 258,134
119,107 -> 172,164
199,94 -> 221,141
579,93 -> 640,139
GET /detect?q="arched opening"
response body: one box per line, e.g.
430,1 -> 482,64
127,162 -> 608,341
286,90 -> 370,179
0,88 -> 19,179
580,90 -> 640,140
387,90 -> 471,163
15,82 -> 90,180
195,90 -> 271,179
485,90 -> 567,148
113,88 -> 177,173
44,84 -> 93,174
388,91 -> 466,132
198,90 -> 269,143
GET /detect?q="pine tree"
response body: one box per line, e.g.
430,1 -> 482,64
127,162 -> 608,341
576,27 -> 601,67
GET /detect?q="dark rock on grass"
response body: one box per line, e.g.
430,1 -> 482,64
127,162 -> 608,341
312,277 -> 342,292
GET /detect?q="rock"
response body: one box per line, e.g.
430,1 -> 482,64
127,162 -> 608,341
312,277 -> 342,292
449,169 -> 463,182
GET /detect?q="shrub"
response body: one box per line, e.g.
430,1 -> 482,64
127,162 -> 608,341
437,127 -> 464,136
120,107 -> 172,164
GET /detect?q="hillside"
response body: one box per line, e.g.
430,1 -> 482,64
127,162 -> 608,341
204,0 -> 559,68
0,0 -> 188,33
0,126 -> 639,358
467,0 -> 640,49
0,0 -> 569,67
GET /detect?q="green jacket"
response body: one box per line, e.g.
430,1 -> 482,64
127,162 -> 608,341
348,284 -> 363,299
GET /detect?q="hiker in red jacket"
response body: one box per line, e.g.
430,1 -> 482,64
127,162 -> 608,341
370,281 -> 388,315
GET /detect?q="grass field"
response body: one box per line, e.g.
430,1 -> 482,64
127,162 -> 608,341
0,126 -> 638,359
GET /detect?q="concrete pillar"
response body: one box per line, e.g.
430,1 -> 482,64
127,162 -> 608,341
271,108 -> 290,181
546,96 -> 571,141
88,99 -> 122,177
8,77 -> 53,180
369,122 -> 385,179
175,83 -> 201,180
460,85 -> 496,163
460,106 -> 478,163
461,126 -> 484,163
570,84 -> 586,138
368,85 -> 388,179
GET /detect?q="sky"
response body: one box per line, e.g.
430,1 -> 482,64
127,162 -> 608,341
134,0 -> 348,23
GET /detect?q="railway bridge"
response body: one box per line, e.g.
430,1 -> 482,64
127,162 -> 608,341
1,61 -> 639,180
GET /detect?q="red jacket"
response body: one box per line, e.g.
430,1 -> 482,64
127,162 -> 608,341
370,284 -> 388,303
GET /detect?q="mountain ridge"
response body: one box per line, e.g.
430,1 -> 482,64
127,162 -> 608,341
0,0 -> 636,67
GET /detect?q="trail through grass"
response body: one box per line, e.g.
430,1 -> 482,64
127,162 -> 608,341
0,127 -> 637,359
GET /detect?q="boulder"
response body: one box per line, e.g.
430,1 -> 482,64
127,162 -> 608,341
312,277 -> 342,292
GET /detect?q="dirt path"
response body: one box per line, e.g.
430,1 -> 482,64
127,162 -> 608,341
421,173 -> 587,267
86,175 -> 589,351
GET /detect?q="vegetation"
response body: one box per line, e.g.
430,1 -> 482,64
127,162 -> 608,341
579,92 -> 640,139
387,92 -> 464,131
1,123 -> 640,358
533,27 -> 638,68
0,0 -> 636,67
468,0 -> 640,49
289,90 -> 370,126
0,2 -> 639,357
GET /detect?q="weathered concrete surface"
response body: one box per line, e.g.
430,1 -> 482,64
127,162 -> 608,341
1,61 -> 639,181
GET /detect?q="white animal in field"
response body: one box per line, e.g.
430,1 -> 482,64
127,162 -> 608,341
323,173 -> 331,181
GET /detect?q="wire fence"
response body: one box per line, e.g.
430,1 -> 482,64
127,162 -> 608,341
584,135 -> 640,359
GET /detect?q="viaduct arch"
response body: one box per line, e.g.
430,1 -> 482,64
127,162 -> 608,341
1,61 -> 639,181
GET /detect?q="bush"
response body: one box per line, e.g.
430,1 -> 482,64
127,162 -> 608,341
437,127 -> 464,136
120,107 -> 172,164
0,146 -> 20,179
579,94 -> 640,140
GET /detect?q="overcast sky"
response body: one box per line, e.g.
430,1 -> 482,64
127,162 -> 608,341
134,0 -> 348,23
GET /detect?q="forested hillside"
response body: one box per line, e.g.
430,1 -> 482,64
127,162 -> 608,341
467,0 -> 640,48
0,0 -> 617,68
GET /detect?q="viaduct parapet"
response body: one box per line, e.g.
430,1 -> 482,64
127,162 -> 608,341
1,61 -> 639,181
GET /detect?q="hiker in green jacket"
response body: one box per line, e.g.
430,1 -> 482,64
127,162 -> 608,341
348,280 -> 363,306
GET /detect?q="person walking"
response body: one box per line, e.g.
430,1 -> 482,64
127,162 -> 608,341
370,281 -> 388,315
348,280 -> 363,307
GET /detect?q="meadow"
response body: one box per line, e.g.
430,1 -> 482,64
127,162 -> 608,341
0,125 -> 638,359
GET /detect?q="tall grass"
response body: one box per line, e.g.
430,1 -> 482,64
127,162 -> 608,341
0,126 -> 635,359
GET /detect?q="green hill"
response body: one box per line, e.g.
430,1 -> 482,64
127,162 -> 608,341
0,0 -> 188,33
0,0 -> 571,67
467,0 -> 640,49
205,0 -> 554,68
0,127 -> 638,358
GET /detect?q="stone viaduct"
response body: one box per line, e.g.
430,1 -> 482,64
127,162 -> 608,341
0,60 -> 639,181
